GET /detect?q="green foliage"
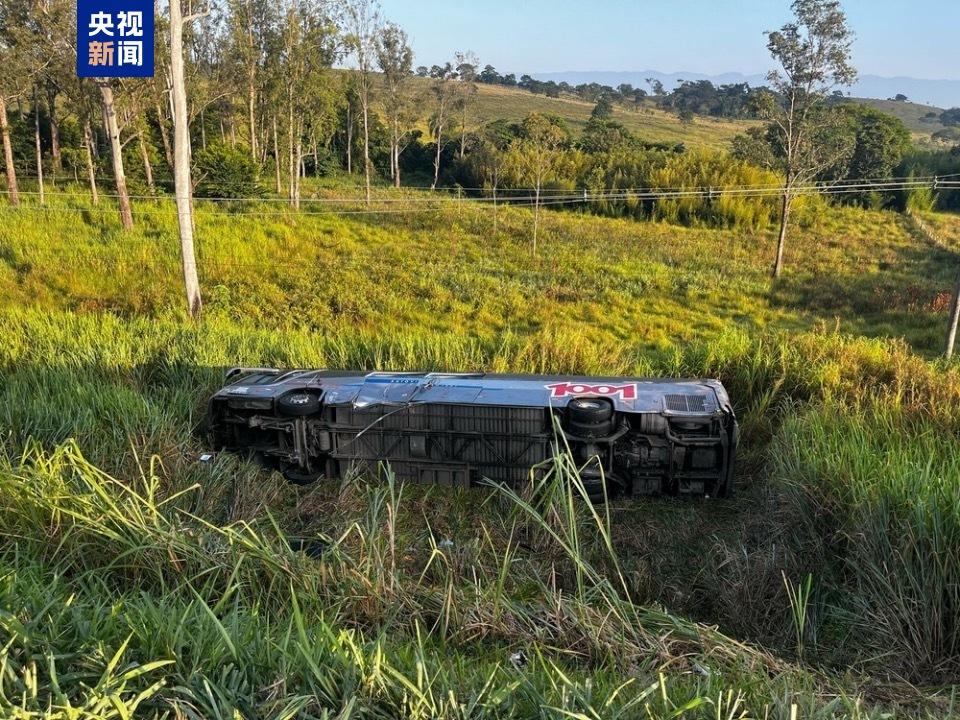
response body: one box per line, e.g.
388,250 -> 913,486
939,107 -> 960,127
578,118 -> 633,154
899,147 -> 960,211
771,405 -> 960,674
836,104 -> 912,181
193,142 -> 263,199
1,189 -> 960,713
590,95 -> 614,119
906,184 -> 936,213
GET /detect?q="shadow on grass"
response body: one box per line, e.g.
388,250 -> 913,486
771,241 -> 960,355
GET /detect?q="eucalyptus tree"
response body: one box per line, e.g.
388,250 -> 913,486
427,61 -> 458,190
344,0 -> 381,204
169,0 -> 206,316
224,0 -> 279,162
454,51 -> 478,160
760,0 -> 856,278
0,0 -> 49,206
503,113 -> 569,255
278,0 -> 338,208
375,21 -> 414,187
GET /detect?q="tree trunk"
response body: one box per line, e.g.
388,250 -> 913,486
492,179 -> 498,238
431,123 -> 442,190
247,72 -> 257,161
362,99 -> 371,205
772,190 -> 791,279
533,181 -> 540,257
272,115 -> 281,194
394,141 -> 400,188
200,107 -> 207,150
1,95 -> 19,206
98,81 -> 133,230
83,119 -> 99,205
946,273 -> 960,359
170,0 -> 202,316
345,105 -> 353,174
388,132 -> 394,181
287,87 -> 297,208
138,130 -> 155,192
47,87 -> 61,173
34,88 -> 44,205
155,101 -> 173,168
294,118 -> 303,206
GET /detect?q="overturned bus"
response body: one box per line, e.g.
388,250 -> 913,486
208,369 -> 738,499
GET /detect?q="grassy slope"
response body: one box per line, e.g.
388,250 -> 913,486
854,97 -> 947,135
0,185 -> 955,355
1,184 -> 959,717
471,84 -> 756,148
453,84 -> 942,148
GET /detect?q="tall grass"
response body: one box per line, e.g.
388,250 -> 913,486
770,405 -> 960,677
1,189 -> 960,711
0,442 -> 888,719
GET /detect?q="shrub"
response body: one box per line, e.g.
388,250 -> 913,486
193,143 -> 262,198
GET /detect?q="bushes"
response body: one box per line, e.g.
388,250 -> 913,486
193,143 -> 262,198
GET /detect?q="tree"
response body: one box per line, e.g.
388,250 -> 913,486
591,95 -> 614,119
939,108 -> 960,127
946,274 -> 960,359
478,64 -> 500,84
375,21 -> 414,187
646,78 -> 665,97
760,0 -> 856,278
504,113 -> 569,255
469,138 -> 503,235
579,117 -> 632,154
169,0 -> 203,316
0,0 -> 48,206
224,0 -> 278,164
278,0 -> 338,208
344,0 -> 381,205
454,51 -> 478,159
98,80 -> 134,229
427,61 -> 457,189
838,105 -> 910,181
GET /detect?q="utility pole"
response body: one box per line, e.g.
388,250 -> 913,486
170,0 -> 203,316
946,274 -> 960,359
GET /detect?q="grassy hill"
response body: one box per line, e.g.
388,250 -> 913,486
471,83 -> 756,148
397,75 -> 947,149
851,97 -> 947,136
0,183 -> 959,717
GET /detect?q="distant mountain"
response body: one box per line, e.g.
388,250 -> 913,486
534,70 -> 960,109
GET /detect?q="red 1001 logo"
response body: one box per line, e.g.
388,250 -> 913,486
545,382 -> 638,400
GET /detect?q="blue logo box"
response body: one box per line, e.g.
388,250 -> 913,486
76,0 -> 154,78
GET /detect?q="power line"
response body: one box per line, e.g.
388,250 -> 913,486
1,181 -> 957,217
2,173 -> 957,205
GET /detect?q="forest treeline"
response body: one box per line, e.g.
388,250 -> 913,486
1,0 -> 959,233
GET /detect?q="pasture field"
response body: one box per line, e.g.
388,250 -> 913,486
469,83 -> 757,149
0,183 -> 959,718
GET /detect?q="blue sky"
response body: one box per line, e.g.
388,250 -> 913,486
377,0 -> 960,80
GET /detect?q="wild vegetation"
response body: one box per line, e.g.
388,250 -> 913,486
1,182 -> 960,716
2,0 -> 960,716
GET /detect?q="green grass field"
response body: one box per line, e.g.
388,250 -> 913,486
470,84 -> 757,149
1,180 -> 959,718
